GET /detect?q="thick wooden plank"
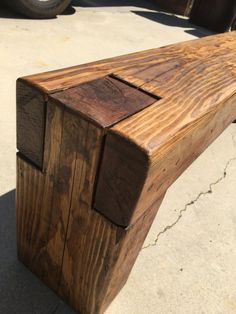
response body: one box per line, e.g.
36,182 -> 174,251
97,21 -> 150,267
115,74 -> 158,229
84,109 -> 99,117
16,59 -> 158,311
17,93 -> 164,313
94,133 -> 149,227
112,41 -> 236,100
59,195 -> 165,314
94,32 -> 236,226
40,110 -> 83,290
20,32 -> 235,93
17,101 -> 64,280
94,94 -> 236,226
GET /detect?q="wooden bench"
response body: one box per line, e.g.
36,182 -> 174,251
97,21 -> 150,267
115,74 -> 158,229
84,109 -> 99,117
16,32 -> 236,314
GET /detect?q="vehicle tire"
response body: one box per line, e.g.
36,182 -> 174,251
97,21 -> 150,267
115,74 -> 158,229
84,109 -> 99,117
231,17 -> 236,30
7,0 -> 72,19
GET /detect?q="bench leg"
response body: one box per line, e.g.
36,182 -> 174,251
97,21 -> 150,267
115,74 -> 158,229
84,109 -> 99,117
16,99 -> 166,314
17,154 -> 165,313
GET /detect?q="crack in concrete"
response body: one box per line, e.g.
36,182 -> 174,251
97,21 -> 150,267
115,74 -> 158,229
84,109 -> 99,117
142,134 -> 236,250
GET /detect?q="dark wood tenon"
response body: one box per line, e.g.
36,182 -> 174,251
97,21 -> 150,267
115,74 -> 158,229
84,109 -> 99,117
51,76 -> 157,128
17,80 -> 46,169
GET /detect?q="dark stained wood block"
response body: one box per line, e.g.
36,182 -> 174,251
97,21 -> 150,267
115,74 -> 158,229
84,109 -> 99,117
51,76 -> 157,128
17,80 -> 46,169
16,32 -> 236,314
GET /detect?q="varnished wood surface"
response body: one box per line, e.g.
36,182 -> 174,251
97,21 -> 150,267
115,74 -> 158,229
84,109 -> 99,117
17,100 -> 64,286
95,94 -> 236,226
17,97 -> 165,313
94,32 -> 236,226
17,81 -> 46,169
17,32 -> 236,313
20,32 -> 235,94
51,76 -> 157,128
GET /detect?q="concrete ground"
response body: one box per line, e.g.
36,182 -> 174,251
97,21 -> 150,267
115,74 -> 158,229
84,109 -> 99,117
0,1 -> 235,313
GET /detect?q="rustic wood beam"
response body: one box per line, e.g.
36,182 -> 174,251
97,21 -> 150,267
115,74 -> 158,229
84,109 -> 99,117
17,32 -> 236,314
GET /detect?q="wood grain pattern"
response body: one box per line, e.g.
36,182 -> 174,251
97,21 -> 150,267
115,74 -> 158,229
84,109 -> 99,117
60,195 -> 165,314
17,100 -> 64,281
95,94 -> 236,226
17,96 -> 165,313
51,76 -> 157,128
16,32 -> 236,313
94,32 -> 236,226
17,80 -> 46,168
20,32 -> 235,93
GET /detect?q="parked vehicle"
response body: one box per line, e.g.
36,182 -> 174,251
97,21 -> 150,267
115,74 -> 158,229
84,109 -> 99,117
231,17 -> 236,30
6,0 -> 72,18
190,0 -> 236,32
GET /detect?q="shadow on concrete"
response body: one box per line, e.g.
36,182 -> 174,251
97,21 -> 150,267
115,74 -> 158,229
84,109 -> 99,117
131,10 -> 213,37
71,0 -> 212,37
72,0 -> 164,11
0,0 -> 212,38
185,28 -> 214,38
132,10 -> 190,27
0,190 -> 74,314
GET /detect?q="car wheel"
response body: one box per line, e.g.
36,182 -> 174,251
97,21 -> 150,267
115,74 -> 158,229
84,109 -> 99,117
7,0 -> 72,19
231,17 -> 236,31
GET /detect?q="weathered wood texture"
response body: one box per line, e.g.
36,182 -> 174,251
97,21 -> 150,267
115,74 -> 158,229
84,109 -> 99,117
190,0 -> 236,32
17,81 -> 46,168
17,32 -> 236,313
52,76 -> 157,128
16,75 -> 159,313
94,32 -> 236,226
